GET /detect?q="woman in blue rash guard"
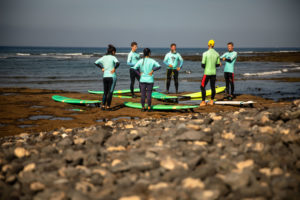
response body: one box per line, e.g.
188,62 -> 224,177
133,48 -> 161,112
94,44 -> 120,111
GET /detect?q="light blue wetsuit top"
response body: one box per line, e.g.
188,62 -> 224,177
220,51 -> 237,73
94,55 -> 119,78
133,58 -> 161,83
163,51 -> 183,69
127,51 -> 140,68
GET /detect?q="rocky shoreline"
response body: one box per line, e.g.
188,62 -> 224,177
1,100 -> 300,200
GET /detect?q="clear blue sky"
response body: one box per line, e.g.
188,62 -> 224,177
0,0 -> 299,48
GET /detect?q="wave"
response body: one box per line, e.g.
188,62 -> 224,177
243,67 -> 300,76
16,53 -> 31,56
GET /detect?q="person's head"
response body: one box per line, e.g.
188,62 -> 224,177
143,48 -> 151,57
208,40 -> 215,48
170,43 -> 176,52
227,42 -> 234,52
106,44 -> 116,55
131,42 -> 138,52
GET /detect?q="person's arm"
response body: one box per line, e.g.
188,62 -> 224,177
127,53 -> 135,67
201,53 -> 206,69
164,53 -> 172,67
115,62 -> 120,69
132,61 -> 141,74
216,56 -> 221,67
178,53 -> 183,69
94,58 -> 104,69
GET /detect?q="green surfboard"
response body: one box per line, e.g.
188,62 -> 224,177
182,86 -> 226,98
113,95 -> 132,99
152,92 -> 178,100
124,102 -> 198,110
88,86 -> 159,94
52,95 -> 101,104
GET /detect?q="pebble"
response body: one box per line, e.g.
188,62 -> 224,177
14,147 -> 30,158
182,177 -> 204,189
30,182 -> 45,191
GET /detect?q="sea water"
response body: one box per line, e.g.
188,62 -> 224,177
0,46 -> 299,101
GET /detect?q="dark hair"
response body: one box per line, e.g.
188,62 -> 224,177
227,42 -> 234,46
131,42 -> 137,47
170,43 -> 176,47
106,44 -> 116,55
143,48 -> 151,57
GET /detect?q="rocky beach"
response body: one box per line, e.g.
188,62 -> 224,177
0,97 -> 299,199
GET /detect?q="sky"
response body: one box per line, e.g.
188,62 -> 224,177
0,0 -> 299,48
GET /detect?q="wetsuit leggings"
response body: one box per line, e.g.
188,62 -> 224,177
102,77 -> 117,107
200,75 -> 216,101
166,69 -> 179,92
130,68 -> 140,95
140,82 -> 154,108
224,72 -> 234,95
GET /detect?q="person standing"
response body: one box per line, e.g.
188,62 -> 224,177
94,44 -> 120,110
220,42 -> 237,100
133,48 -> 161,112
127,42 -> 141,98
163,43 -> 183,94
200,40 -> 221,106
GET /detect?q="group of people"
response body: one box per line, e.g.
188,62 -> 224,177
94,40 -> 237,111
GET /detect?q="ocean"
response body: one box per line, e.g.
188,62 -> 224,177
0,46 -> 300,101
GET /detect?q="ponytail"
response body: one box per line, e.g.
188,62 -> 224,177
142,48 -> 151,66
106,44 -> 116,55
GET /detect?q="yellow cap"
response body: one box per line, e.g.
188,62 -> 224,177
208,40 -> 215,46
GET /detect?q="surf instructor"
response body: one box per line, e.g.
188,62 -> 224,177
164,43 -> 183,94
200,40 -> 221,107
220,42 -> 237,100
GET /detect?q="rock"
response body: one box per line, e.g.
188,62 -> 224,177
222,131 -> 235,140
65,128 -> 73,133
14,147 -> 29,158
125,124 -> 134,129
23,163 -> 36,172
186,123 -> 201,130
182,177 -> 204,189
148,182 -> 169,190
111,159 -> 122,167
259,126 -> 274,134
5,175 -> 16,184
105,121 -> 113,126
119,196 -> 141,200
75,181 -> 96,194
160,156 -> 188,170
30,182 -> 45,191
130,130 -> 138,135
223,171 -> 251,190
106,133 -> 128,147
73,138 -> 85,145
49,191 -> 66,200
192,190 -> 220,200
107,146 -> 126,152
236,159 -> 254,172
176,130 -> 204,141
57,138 -> 72,147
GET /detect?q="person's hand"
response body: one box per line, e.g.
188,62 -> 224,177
176,67 -> 180,71
111,68 -> 115,74
220,62 -> 222,67
149,71 -> 153,76
140,72 -> 143,76
168,64 -> 173,68
222,57 -> 226,61
102,68 -> 104,72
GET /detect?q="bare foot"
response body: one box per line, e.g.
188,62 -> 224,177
200,101 -> 206,107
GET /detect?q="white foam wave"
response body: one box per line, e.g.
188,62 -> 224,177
243,67 -> 300,77
16,53 -> 30,56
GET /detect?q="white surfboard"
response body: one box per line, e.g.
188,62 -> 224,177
214,101 -> 255,105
